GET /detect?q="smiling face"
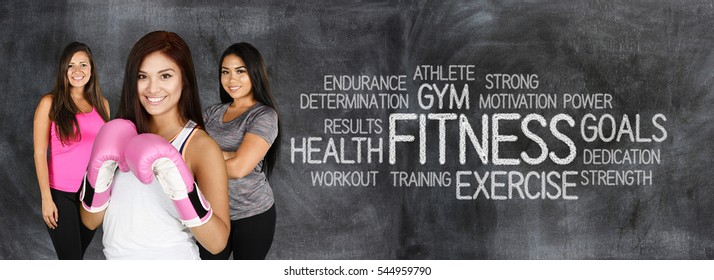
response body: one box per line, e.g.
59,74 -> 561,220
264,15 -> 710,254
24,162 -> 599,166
137,51 -> 183,117
221,54 -> 254,102
67,51 -> 91,89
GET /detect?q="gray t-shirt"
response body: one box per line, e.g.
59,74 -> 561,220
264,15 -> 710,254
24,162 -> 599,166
203,102 -> 278,220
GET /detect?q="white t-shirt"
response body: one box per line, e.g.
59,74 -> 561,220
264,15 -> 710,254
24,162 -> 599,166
102,121 -> 200,260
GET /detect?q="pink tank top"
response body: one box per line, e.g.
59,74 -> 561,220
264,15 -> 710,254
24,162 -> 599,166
48,108 -> 105,192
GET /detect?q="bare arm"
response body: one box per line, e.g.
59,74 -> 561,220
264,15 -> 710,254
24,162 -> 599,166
33,95 -> 57,229
80,203 -> 106,230
224,133 -> 271,179
187,131 -> 230,254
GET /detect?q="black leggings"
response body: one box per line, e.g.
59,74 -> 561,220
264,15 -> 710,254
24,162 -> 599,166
198,204 -> 276,260
46,188 -> 96,260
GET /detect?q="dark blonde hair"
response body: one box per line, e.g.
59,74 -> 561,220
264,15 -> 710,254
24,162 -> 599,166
117,31 -> 204,133
49,42 -> 109,144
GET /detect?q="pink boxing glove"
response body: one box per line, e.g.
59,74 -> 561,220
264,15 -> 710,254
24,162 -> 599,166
80,119 -> 138,212
124,133 -> 212,228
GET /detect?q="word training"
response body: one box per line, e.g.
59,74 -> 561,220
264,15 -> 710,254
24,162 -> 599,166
390,171 -> 452,187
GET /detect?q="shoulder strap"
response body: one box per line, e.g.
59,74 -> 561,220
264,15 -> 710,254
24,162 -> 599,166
171,120 -> 197,154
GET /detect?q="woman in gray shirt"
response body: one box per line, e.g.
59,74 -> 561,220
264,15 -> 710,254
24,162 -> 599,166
200,43 -> 280,259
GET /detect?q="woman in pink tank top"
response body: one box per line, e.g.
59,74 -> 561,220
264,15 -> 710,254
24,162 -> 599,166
32,42 -> 110,259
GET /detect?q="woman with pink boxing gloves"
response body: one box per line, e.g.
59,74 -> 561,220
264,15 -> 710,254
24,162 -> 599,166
33,42 -> 110,259
79,31 -> 230,259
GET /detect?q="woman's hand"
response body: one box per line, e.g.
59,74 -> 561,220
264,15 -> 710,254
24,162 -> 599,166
42,197 -> 58,229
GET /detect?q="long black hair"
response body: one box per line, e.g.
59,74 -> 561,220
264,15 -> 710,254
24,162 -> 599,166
219,43 -> 280,178
117,31 -> 205,133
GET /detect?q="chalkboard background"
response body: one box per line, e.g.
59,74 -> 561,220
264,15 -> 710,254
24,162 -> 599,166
1,0 -> 713,259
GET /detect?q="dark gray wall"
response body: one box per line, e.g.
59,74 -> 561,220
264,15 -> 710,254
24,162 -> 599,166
1,0 -> 713,259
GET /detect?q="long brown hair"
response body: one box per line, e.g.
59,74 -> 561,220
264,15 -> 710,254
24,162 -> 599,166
218,43 -> 281,178
49,42 -> 109,144
117,31 -> 204,133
